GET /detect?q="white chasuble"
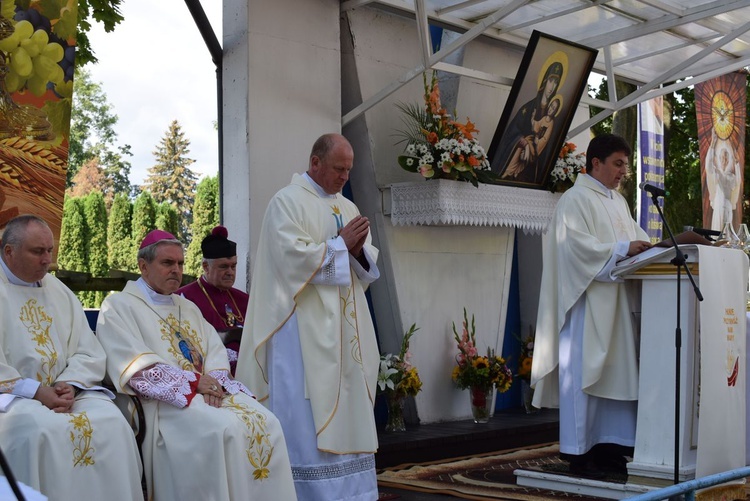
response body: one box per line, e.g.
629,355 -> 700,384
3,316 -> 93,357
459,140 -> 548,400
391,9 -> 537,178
236,174 -> 380,500
237,173 -> 380,454
0,269 -> 142,501
533,174 -> 647,406
96,281 -> 296,501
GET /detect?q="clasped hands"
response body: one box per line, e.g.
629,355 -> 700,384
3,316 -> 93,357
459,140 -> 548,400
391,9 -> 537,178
35,381 -> 76,413
338,215 -> 370,258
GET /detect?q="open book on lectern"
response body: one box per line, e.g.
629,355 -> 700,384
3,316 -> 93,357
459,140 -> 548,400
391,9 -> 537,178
612,231 -> 712,278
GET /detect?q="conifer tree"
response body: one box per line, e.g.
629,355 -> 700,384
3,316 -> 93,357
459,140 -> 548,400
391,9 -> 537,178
131,191 -> 159,257
108,193 -> 134,271
156,202 -> 180,237
58,197 -> 87,304
185,176 -> 219,276
58,197 -> 88,272
82,192 -> 109,307
143,120 -> 198,242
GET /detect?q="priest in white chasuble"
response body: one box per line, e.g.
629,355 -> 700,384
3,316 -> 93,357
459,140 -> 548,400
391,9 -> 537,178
235,133 -> 381,501
96,229 -> 296,501
0,215 -> 143,501
532,134 -> 652,479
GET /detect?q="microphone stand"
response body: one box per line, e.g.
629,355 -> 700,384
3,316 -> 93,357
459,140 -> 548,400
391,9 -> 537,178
648,190 -> 703,488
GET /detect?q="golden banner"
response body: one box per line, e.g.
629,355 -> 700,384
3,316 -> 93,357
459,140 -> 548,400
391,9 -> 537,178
695,72 -> 746,232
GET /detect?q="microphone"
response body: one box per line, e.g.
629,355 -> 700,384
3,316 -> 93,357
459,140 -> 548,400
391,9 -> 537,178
639,182 -> 667,197
685,227 -> 721,241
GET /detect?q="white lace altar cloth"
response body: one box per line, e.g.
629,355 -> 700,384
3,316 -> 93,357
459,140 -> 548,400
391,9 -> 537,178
390,179 -> 561,233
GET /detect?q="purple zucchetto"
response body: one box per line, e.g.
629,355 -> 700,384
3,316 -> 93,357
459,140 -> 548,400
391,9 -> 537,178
201,226 -> 237,259
139,229 -> 177,250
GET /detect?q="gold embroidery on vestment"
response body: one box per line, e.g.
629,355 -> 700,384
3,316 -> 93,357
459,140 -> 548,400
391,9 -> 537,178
19,299 -> 57,385
0,380 -> 17,392
69,411 -> 95,467
157,315 -> 205,373
224,395 -> 274,480
340,286 -> 362,363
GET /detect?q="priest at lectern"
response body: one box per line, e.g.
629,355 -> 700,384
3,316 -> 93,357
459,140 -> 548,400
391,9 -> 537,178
531,134 -> 652,479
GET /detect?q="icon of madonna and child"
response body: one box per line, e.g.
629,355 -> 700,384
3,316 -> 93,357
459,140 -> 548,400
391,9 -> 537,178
490,52 -> 570,185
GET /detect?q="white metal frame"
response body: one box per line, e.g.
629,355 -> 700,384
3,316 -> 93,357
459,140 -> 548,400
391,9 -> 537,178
340,0 -> 750,132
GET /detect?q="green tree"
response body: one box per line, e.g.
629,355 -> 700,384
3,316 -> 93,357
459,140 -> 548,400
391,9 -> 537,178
77,0 -> 125,66
185,175 -> 219,276
663,86 -> 703,231
611,80 -> 638,209
589,79 -> 638,213
69,67 -> 133,194
58,197 -> 87,273
82,191 -> 109,307
156,202 -> 180,237
131,191 -> 158,256
108,193 -> 134,271
589,78 -> 612,138
58,197 -> 87,304
143,120 -> 199,242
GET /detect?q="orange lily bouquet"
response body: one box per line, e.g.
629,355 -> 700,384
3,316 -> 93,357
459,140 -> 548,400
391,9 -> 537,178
396,72 -> 499,187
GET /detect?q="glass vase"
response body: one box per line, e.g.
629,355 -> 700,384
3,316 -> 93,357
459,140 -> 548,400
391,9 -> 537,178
469,386 -> 493,423
521,379 -> 538,414
719,222 -> 741,248
737,224 -> 750,255
385,393 -> 406,432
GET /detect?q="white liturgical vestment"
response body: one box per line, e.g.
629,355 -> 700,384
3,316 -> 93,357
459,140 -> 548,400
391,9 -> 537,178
0,263 -> 142,501
97,280 -> 296,501
532,173 -> 648,454
236,173 -> 380,500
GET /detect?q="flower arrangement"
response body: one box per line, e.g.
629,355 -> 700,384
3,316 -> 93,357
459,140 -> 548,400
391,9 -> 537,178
548,142 -> 586,193
451,309 -> 512,393
515,326 -> 535,382
377,324 -> 423,399
395,72 -> 499,187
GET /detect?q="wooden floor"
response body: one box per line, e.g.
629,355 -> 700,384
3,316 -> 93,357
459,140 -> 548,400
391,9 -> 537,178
375,407 -> 559,469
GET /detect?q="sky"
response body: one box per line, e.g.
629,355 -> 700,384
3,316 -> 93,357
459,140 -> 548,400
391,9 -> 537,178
86,1 -> 222,186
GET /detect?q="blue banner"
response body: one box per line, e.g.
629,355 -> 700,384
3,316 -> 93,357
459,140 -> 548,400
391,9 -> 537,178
638,97 -> 665,242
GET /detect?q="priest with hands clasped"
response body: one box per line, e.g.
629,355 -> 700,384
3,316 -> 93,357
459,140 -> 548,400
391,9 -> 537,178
96,229 -> 296,501
0,215 -> 143,501
531,134 -> 652,479
236,133 -> 381,500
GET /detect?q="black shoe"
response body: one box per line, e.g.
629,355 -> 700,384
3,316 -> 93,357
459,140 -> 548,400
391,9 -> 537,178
568,457 -> 606,480
595,454 -> 628,474
590,444 -> 629,474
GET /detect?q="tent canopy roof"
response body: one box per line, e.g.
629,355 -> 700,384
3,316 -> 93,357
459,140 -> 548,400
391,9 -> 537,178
341,0 -> 750,132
